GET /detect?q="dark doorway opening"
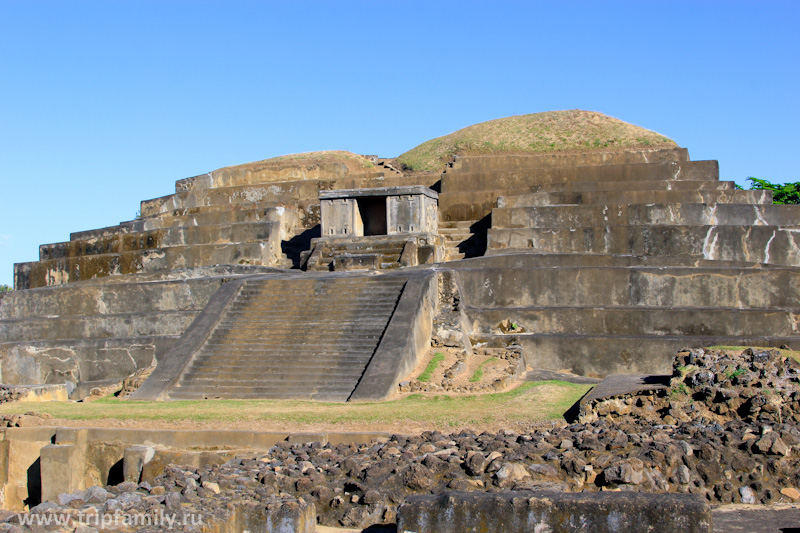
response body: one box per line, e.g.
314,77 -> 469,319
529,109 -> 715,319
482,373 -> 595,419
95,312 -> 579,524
107,459 -> 126,486
24,458 -> 42,508
357,197 -> 387,236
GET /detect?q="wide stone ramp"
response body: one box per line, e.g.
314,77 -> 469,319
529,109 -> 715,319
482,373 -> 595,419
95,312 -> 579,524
168,276 -> 407,401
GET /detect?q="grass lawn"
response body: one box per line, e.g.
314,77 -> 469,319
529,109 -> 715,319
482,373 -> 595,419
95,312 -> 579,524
0,380 -> 592,434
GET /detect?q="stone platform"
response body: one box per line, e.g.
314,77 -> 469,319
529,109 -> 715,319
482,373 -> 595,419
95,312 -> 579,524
1,139 -> 799,397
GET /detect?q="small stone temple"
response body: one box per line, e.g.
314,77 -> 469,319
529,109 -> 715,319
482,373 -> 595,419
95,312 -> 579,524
1,110 -> 798,402
320,186 -> 438,237
303,186 -> 443,270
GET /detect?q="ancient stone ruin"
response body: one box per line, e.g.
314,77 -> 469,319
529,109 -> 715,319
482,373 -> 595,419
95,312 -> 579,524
1,110 -> 800,529
2,111 -> 797,401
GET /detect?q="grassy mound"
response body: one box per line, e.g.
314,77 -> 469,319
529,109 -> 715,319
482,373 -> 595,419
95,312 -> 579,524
396,110 -> 676,172
219,150 -> 376,174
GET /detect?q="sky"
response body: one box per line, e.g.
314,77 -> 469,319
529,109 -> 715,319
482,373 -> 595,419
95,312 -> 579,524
1,0 -> 798,287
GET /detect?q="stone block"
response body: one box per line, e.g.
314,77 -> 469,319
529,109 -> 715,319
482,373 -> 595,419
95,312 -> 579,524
40,444 -> 83,504
333,253 -> 381,271
397,491 -> 711,533
123,446 -> 155,483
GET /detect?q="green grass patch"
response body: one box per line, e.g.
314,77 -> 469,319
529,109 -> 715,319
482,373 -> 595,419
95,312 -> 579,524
417,352 -> 445,382
0,381 -> 593,431
469,356 -> 499,383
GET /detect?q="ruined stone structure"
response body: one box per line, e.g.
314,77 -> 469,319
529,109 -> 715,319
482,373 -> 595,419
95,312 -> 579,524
1,114 -> 799,400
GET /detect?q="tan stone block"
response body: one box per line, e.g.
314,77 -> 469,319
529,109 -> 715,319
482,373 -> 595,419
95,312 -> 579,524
780,487 -> 800,501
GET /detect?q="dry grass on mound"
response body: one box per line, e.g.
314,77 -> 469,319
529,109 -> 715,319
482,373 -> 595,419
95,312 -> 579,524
397,110 -> 676,171
0,380 -> 591,435
218,150 -> 376,173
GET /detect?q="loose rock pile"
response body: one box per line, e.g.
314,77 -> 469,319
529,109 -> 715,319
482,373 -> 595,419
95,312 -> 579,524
0,386 -> 23,405
4,347 -> 800,532
582,347 -> 800,426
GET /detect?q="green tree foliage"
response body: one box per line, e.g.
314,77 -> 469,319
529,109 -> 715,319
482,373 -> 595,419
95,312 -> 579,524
738,177 -> 800,204
0,285 -> 12,292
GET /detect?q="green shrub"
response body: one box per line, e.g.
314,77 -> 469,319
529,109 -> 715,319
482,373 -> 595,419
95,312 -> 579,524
738,177 -> 800,204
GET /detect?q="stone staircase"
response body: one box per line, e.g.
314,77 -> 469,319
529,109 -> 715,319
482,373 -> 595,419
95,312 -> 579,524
168,276 -> 407,400
439,221 -> 488,261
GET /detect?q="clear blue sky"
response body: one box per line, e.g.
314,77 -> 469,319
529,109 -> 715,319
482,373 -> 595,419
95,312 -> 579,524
1,0 -> 798,287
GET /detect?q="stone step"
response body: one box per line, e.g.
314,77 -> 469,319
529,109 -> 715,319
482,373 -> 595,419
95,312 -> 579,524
438,220 -> 478,229
487,224 -> 800,265
452,251 -> 767,270
237,285 -> 407,297
498,189 -> 772,208
474,332 -> 799,378
192,352 -> 375,364
0,277 -> 225,319
76,203 -> 281,242
230,292 -> 401,301
172,167 -> 394,194
212,317 -> 393,327
235,293 -> 404,303
40,221 -> 282,260
456,264 -> 800,309
441,160 -> 719,193
492,203 -> 800,229
439,227 -> 474,236
139,206 -> 285,232
444,148 -> 689,173
15,241 -> 288,289
0,310 -> 197,342
320,253 -> 403,263
466,306 -> 800,337
180,369 -> 367,382
218,311 -> 395,322
225,300 -> 400,311
168,387 -> 355,401
209,325 -> 390,337
527,179 -> 735,194
140,178 -> 322,217
174,384 -> 363,398
442,236 -> 473,245
187,355 -> 373,368
176,376 -> 362,389
204,334 -> 384,345
199,341 -> 381,353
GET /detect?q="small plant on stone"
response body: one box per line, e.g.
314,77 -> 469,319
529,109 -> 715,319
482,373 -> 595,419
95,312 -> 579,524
726,367 -> 746,380
669,382 -> 689,398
